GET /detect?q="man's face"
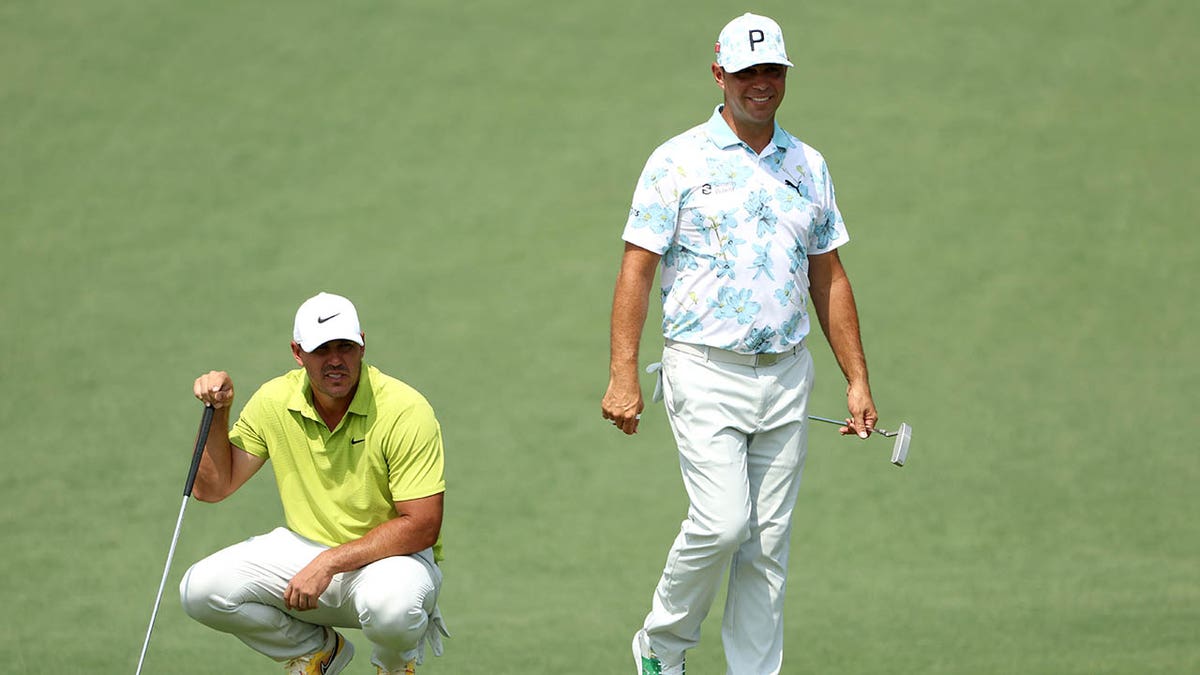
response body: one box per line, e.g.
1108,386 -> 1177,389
714,63 -> 788,127
291,338 -> 365,402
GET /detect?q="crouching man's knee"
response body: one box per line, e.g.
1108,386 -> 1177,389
361,601 -> 430,650
178,560 -> 237,626
356,555 -> 440,653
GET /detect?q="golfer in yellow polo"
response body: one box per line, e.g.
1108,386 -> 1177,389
182,292 -> 448,675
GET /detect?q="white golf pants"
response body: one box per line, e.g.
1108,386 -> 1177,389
179,527 -> 446,671
644,341 -> 814,675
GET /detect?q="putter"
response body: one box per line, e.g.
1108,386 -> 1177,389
808,415 -> 912,467
135,404 -> 215,675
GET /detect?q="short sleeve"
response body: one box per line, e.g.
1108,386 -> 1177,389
382,400 -> 446,503
621,147 -> 680,255
228,388 -> 270,459
808,158 -> 850,254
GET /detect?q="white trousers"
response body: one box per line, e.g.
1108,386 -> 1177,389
644,342 -> 814,675
179,527 -> 446,671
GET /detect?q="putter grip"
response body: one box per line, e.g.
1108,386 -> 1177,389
183,404 -> 216,497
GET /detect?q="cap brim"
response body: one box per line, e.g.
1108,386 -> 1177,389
722,57 -> 794,73
298,331 -> 364,353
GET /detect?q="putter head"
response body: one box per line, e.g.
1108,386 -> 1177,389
890,423 -> 911,467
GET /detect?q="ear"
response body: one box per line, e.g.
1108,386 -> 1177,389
291,341 -> 304,366
711,62 -> 726,89
359,332 -> 366,352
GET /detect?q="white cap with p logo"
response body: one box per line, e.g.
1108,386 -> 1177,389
714,13 -> 793,73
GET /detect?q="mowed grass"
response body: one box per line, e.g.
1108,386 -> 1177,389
1,1 -> 1196,673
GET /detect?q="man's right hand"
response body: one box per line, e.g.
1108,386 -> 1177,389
194,371 -> 235,409
604,244 -> 661,437
602,376 -> 644,435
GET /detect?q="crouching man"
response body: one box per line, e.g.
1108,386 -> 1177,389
181,292 -> 449,675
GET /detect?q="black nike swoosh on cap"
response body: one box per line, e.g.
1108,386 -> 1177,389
317,313 -> 340,324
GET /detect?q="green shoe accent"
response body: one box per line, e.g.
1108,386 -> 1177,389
640,654 -> 662,675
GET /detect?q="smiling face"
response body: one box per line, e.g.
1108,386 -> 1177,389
713,62 -> 788,141
291,337 -> 365,404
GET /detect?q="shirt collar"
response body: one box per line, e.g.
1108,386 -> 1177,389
288,362 -> 373,425
704,105 -> 796,153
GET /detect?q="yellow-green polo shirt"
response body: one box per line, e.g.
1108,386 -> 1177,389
229,363 -> 445,562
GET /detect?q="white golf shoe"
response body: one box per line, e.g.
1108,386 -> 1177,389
632,629 -> 685,675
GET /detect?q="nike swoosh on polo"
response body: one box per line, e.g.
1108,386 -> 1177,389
317,313 -> 340,324
350,438 -> 365,445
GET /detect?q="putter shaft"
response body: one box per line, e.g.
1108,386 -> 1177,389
808,414 -> 898,436
136,404 -> 214,674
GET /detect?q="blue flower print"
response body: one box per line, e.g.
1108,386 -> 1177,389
780,310 -> 804,340
786,241 -> 808,274
774,279 -> 798,306
718,233 -> 746,258
744,325 -> 777,352
751,242 -> 775,281
707,157 -> 753,187
743,190 -> 777,236
714,209 -> 738,234
669,310 -> 702,337
775,186 -> 802,212
642,166 -> 668,188
631,202 -> 674,234
778,171 -> 812,203
709,287 -> 760,325
665,239 -> 699,272
690,211 -> 713,245
775,174 -> 813,213
698,210 -> 739,246
812,208 -> 836,248
711,257 -> 736,280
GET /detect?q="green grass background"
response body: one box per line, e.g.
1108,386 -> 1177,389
2,0 -> 1196,673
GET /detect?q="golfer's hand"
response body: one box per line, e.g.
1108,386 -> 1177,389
841,383 -> 878,439
602,376 -> 644,435
285,556 -> 335,612
194,371 -> 234,409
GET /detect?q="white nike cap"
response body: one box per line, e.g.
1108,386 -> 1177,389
714,13 -> 793,73
293,292 -> 364,353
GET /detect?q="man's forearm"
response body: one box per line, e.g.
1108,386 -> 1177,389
610,279 -> 650,379
315,493 -> 444,574
822,273 -> 869,388
318,518 -> 428,574
609,244 -> 658,379
192,407 -> 234,502
809,252 -> 870,389
284,503 -> 441,611
601,243 -> 662,435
